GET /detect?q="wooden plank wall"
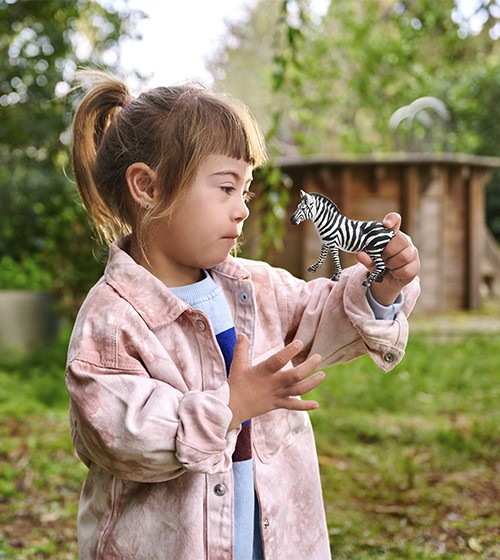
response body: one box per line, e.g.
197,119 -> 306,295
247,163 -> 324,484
246,158 -> 496,314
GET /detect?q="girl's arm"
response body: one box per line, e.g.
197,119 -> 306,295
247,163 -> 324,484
67,357 -> 239,483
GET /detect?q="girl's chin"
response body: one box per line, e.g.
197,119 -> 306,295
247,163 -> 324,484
199,252 -> 232,270
197,240 -> 238,269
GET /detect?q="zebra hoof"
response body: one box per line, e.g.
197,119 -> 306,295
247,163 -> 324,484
362,279 -> 372,287
308,267 -> 317,273
331,275 -> 340,282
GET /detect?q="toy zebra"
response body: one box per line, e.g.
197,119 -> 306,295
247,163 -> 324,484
290,190 -> 395,287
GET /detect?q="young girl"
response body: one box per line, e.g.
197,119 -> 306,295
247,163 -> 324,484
67,71 -> 420,560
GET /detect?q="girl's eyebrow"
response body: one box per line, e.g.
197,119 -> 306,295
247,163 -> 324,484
211,170 -> 253,183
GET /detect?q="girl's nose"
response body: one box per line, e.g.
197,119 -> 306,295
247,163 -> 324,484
233,197 -> 250,223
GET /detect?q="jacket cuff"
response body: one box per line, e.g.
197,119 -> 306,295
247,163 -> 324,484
344,265 -> 421,372
176,383 -> 239,474
366,289 -> 404,320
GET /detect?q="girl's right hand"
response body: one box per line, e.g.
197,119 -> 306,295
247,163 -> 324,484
227,334 -> 325,431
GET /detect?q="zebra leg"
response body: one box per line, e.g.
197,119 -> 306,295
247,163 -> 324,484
362,253 -> 386,287
374,267 -> 389,283
308,243 -> 328,273
330,248 -> 342,281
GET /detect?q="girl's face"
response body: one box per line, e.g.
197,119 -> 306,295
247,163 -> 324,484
143,154 -> 254,287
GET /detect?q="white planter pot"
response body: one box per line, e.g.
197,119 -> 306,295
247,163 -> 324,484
0,291 -> 60,352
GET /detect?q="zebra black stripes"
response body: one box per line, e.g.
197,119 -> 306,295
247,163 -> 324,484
290,190 -> 395,287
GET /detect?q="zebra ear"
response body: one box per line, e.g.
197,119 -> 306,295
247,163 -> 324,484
301,190 -> 313,204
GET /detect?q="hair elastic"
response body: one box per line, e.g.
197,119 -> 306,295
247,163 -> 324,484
123,96 -> 133,108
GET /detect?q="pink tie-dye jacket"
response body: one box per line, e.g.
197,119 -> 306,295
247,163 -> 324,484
66,238 -> 420,560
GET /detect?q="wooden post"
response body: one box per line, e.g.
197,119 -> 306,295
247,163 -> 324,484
401,164 -> 421,244
467,168 -> 488,310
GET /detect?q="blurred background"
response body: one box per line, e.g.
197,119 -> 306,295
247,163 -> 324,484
0,0 -> 499,558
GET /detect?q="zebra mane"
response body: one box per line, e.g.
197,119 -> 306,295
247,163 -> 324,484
309,192 -> 341,214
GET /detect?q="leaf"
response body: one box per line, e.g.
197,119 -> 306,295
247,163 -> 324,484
467,537 -> 483,553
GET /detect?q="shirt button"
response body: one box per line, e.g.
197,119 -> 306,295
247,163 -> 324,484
196,319 -> 206,331
213,483 -> 227,497
239,292 -> 249,303
263,518 -> 270,529
383,352 -> 395,363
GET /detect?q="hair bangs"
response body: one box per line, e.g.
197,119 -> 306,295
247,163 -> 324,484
197,95 -> 267,168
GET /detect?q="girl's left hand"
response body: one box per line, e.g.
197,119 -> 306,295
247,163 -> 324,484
356,212 -> 420,306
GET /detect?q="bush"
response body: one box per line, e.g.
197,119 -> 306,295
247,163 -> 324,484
0,156 -> 105,318
0,0 -> 138,320
0,255 -> 53,291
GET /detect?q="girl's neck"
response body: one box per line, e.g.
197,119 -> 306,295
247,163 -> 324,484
128,237 -> 203,288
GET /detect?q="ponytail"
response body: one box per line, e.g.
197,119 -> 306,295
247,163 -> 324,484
71,70 -> 131,244
71,70 -> 267,252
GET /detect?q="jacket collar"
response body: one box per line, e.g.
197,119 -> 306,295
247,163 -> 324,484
104,237 -> 251,330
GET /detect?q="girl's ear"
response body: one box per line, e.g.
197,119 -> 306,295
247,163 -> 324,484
126,163 -> 157,207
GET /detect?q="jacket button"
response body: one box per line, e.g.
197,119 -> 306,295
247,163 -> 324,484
196,319 -> 206,331
239,292 -> 249,303
213,483 -> 227,497
383,352 -> 395,363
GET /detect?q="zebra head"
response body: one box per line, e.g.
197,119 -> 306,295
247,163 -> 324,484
290,190 -> 316,225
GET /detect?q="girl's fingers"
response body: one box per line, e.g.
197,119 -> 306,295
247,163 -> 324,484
282,398 -> 320,411
384,235 -> 419,269
356,251 -> 375,271
286,370 -> 326,396
282,353 -> 322,385
358,230 -> 411,271
382,212 -> 401,233
261,339 -> 305,372
231,333 -> 250,370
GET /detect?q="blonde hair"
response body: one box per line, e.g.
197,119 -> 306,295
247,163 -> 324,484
71,70 -> 267,247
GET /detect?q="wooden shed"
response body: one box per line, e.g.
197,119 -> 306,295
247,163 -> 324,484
252,154 -> 500,315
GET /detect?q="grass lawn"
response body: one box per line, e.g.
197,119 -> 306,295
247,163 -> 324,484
311,330 -> 499,559
0,323 -> 499,559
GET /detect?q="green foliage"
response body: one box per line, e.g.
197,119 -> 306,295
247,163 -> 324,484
246,163 -> 292,258
211,0 -> 500,241
218,0 -> 316,257
448,63 -> 500,239
290,0 -> 500,156
242,1 -> 313,258
0,255 -> 52,290
0,0 -> 141,317
0,327 -> 72,412
268,0 -> 310,139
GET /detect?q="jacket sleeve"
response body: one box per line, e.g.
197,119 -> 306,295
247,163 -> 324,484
274,263 -> 420,372
66,307 -> 239,483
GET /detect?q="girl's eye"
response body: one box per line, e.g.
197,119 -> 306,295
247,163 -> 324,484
219,185 -> 254,202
